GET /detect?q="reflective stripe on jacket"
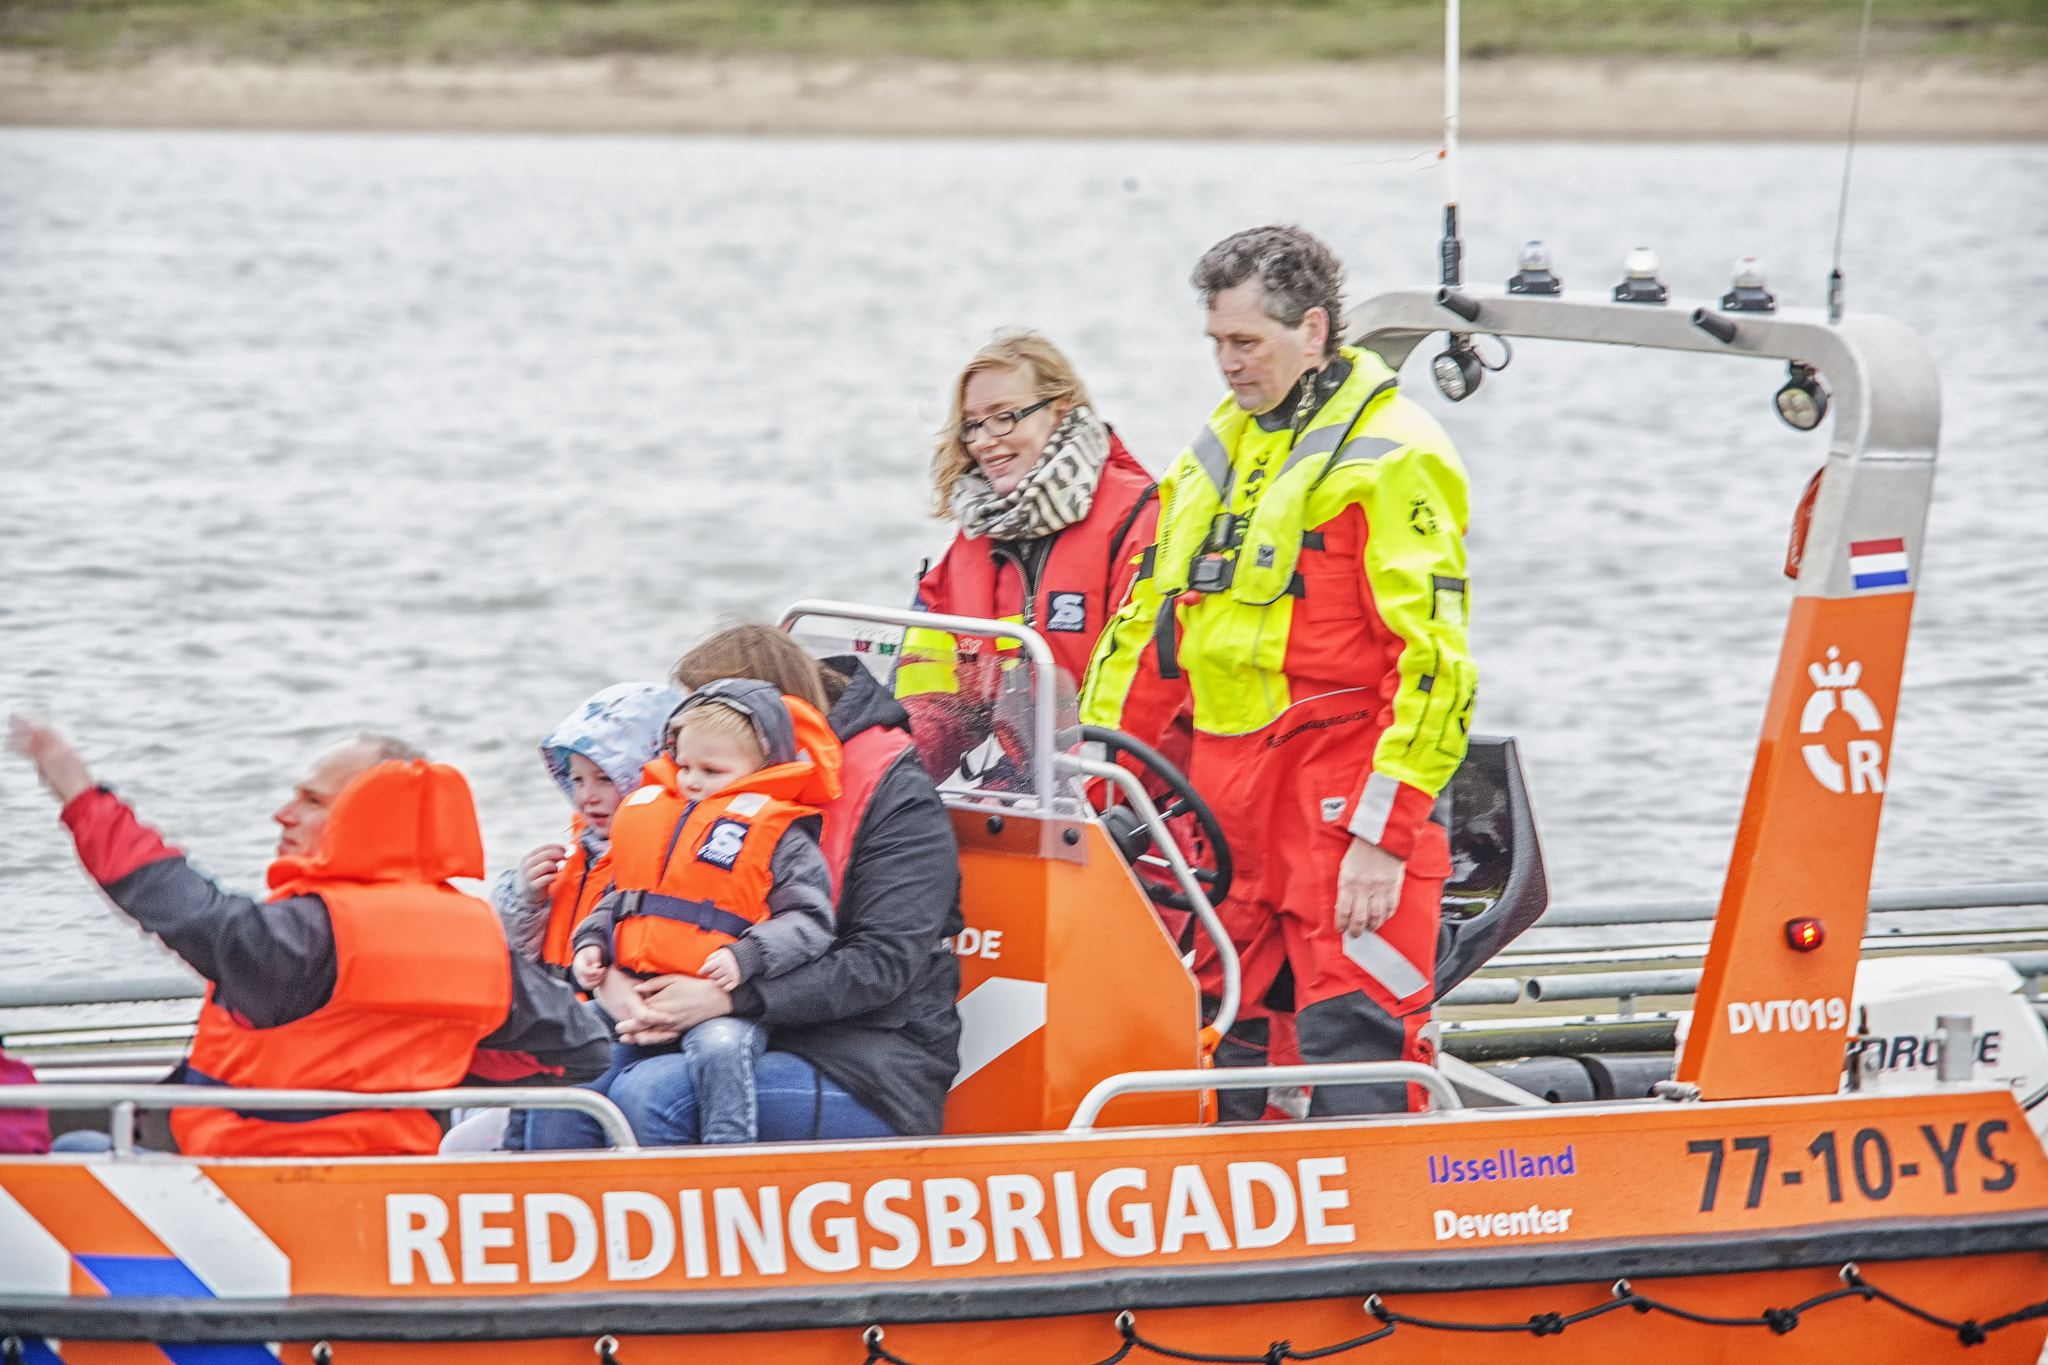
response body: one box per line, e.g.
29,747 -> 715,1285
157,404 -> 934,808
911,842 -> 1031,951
1079,347 -> 1475,860
902,435 -> 1159,696
172,761 -> 512,1157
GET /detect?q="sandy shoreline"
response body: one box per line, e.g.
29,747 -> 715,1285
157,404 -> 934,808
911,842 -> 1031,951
1,53 -> 2042,139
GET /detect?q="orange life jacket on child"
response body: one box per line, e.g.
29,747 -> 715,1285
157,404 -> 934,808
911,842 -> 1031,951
540,818 -> 612,971
174,760 -> 512,1158
607,694 -> 844,978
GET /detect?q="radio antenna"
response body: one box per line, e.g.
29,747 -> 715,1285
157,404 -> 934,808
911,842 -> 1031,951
1440,0 -> 1463,287
1827,0 -> 1876,323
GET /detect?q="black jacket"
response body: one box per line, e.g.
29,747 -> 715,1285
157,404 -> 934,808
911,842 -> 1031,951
728,658 -> 963,1136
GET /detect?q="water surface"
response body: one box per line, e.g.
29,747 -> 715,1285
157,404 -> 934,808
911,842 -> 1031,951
3,131 -> 2044,985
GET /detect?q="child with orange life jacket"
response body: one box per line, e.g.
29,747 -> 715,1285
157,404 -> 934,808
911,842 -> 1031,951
492,682 -> 683,979
570,678 -> 842,1144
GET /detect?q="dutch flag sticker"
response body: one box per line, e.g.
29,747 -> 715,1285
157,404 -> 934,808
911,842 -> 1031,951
1849,537 -> 1912,590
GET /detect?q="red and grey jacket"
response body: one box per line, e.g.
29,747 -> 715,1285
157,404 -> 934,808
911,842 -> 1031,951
56,772 -> 611,1154
914,434 -> 1159,690
576,680 -> 842,985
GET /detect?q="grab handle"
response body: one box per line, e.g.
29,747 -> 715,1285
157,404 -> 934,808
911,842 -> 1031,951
1068,1062 -> 1462,1130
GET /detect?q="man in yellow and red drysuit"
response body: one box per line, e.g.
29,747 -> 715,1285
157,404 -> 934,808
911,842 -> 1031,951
1080,225 -> 1474,1117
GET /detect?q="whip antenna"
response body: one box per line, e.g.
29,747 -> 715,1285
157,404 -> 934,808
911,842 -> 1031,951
1827,0 -> 1876,323
1440,0 -> 1462,287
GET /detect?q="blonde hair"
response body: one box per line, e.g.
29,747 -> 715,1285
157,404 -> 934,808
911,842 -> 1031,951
669,702 -> 765,769
930,331 -> 1094,518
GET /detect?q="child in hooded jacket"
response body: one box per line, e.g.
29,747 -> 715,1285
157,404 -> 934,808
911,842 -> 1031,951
492,682 -> 682,979
568,678 -> 841,1145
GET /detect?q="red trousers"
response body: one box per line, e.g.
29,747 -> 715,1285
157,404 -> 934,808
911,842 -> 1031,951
1188,688 -> 1451,1113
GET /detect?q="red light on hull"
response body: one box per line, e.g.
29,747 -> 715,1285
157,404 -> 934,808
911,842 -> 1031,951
1784,917 -> 1826,951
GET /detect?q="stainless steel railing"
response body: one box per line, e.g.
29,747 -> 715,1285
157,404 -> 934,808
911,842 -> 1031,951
1438,879 -> 2048,1019
0,1083 -> 638,1154
1068,1063 -> 1462,1130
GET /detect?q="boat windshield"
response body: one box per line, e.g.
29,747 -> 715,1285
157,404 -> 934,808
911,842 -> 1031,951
785,612 -> 1081,813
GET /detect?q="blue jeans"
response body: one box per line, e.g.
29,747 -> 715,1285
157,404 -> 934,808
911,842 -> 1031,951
525,1046 -> 897,1149
681,1017 -> 767,1143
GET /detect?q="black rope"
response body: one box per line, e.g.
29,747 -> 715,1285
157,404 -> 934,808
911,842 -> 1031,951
3,1337 -> 24,1365
594,1334 -> 621,1365
847,1265 -> 2048,1363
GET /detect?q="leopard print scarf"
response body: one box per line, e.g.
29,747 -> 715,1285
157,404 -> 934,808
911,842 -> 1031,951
952,406 -> 1112,542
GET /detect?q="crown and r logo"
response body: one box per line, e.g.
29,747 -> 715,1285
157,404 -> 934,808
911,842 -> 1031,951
1799,647 -> 1887,795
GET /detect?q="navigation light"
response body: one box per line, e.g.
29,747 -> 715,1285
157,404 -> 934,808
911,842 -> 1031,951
1432,342 -> 1484,402
1613,247 -> 1667,304
1785,917 -> 1826,951
1723,256 -> 1777,313
1774,362 -> 1830,431
1508,240 -> 1561,295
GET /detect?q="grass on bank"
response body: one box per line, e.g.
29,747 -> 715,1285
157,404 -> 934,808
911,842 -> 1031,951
4,0 -> 2044,67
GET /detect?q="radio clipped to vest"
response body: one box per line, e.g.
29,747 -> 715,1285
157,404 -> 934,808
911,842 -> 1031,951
1187,511 -> 1240,595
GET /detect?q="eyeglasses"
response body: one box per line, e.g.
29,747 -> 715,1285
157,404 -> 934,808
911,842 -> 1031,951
959,397 -> 1054,446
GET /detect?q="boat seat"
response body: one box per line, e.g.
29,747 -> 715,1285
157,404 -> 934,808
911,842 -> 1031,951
1433,734 -> 1549,999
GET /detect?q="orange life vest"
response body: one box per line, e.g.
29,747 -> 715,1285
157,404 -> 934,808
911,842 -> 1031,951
607,694 -> 844,978
172,760 -> 512,1158
539,822 -> 612,971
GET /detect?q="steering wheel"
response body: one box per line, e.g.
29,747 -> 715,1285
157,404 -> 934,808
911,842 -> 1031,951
1080,725 -> 1233,917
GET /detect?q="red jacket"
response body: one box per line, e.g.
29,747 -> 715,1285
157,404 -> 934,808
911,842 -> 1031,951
916,435 -> 1158,692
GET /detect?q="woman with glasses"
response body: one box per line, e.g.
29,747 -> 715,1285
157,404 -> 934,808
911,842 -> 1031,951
900,333 -> 1159,724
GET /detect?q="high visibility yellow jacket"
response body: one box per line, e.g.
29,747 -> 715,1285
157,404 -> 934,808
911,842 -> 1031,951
1078,347 -> 1475,860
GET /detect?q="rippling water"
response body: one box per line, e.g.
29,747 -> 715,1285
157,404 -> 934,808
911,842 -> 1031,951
3,130 -> 2045,987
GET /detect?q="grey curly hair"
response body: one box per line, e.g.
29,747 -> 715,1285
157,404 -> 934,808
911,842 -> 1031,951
1190,225 -> 1346,357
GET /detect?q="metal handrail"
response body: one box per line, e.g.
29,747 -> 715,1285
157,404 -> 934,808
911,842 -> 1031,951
1067,1063 -> 1462,1130
1068,755 -> 1240,1044
779,598 -> 1063,809
1534,881 -> 2048,929
0,976 -> 204,1010
0,1084 -> 638,1153
1525,969 -> 1702,1003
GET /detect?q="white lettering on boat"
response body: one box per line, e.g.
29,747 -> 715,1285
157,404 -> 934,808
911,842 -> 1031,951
383,1158 -> 1368,1285
1433,1205 -> 1574,1241
1727,997 -> 1848,1034
942,927 -> 1005,959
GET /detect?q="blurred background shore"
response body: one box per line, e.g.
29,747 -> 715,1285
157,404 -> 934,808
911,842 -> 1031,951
2,0 -> 2043,136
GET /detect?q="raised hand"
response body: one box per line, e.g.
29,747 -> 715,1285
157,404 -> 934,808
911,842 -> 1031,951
8,714 -> 93,805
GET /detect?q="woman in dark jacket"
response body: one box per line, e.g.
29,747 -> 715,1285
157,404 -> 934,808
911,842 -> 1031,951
589,624 -> 964,1142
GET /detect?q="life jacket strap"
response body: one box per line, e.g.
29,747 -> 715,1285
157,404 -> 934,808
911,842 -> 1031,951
1153,598 -> 1181,680
617,890 -> 755,942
